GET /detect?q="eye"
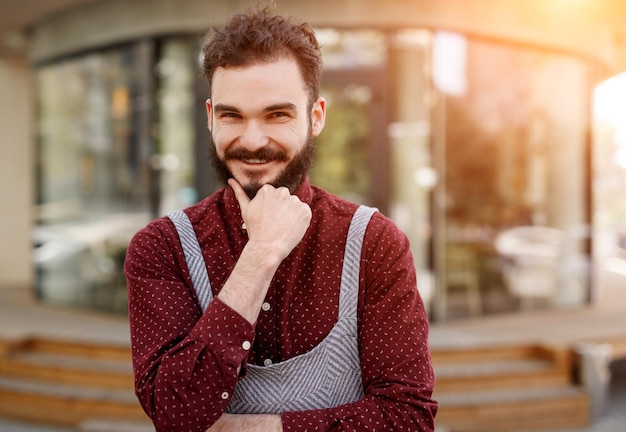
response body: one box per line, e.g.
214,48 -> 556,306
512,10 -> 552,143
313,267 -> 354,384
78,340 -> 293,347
269,111 -> 292,120
216,112 -> 242,121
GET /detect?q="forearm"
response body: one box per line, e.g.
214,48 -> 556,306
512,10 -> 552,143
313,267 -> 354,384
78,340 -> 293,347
207,414 -> 282,432
217,241 -> 282,324
218,180 -> 312,324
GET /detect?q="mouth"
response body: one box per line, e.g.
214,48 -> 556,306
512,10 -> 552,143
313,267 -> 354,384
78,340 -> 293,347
242,158 -> 270,165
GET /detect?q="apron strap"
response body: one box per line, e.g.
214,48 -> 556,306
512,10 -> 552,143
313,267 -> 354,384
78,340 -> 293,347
167,210 -> 213,312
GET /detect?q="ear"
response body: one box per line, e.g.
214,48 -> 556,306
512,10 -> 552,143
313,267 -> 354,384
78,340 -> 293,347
205,98 -> 213,131
310,97 -> 326,137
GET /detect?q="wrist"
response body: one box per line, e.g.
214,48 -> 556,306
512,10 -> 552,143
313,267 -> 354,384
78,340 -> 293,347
243,240 -> 288,270
216,241 -> 284,325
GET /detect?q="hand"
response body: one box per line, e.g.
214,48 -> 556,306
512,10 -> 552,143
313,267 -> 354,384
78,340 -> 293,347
228,179 -> 312,262
217,180 -> 312,324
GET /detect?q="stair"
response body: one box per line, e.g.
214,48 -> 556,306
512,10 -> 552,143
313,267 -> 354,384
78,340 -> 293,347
0,336 -> 592,431
0,337 -> 151,429
432,343 -> 590,431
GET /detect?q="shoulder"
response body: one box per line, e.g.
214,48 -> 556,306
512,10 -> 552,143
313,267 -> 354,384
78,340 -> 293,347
309,185 -> 360,218
309,185 -> 408,246
127,190 -> 225,253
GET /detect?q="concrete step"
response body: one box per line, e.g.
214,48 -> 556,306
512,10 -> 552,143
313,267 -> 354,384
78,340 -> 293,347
434,357 -> 571,392
9,337 -> 131,362
0,336 -> 589,431
432,342 -> 590,431
435,385 -> 589,432
0,336 -> 134,392
0,350 -> 134,390
0,375 -> 146,426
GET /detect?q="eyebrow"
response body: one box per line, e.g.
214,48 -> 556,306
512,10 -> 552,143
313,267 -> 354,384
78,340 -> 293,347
264,102 -> 298,114
212,103 -> 240,114
212,102 -> 298,114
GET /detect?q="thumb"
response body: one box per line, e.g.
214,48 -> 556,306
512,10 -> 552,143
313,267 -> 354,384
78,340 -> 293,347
228,178 -> 250,213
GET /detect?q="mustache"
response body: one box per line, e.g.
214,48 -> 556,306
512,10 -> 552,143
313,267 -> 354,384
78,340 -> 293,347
224,147 -> 288,162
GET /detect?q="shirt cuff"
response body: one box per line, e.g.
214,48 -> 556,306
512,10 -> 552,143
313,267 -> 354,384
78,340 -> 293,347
190,297 -> 256,371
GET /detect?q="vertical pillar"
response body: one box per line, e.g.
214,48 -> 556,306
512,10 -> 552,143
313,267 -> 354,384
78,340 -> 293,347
388,31 -> 435,312
0,58 -> 34,290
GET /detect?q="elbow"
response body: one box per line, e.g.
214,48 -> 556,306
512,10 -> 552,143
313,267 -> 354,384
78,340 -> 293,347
135,379 -> 221,432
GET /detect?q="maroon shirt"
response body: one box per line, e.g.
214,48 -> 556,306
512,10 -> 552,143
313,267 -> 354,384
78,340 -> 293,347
125,178 -> 437,431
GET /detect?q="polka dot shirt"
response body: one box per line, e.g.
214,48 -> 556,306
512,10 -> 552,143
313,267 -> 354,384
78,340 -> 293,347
124,178 -> 437,431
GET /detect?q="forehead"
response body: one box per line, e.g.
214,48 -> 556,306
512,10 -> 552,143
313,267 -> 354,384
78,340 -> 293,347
211,57 -> 308,107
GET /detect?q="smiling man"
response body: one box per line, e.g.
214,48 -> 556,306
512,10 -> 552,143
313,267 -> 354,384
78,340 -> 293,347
207,56 -> 323,200
124,6 -> 437,432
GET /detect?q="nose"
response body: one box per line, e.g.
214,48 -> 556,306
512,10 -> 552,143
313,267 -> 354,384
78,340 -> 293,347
240,119 -> 270,151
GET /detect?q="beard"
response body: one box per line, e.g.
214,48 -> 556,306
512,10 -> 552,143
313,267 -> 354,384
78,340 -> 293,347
208,134 -> 316,199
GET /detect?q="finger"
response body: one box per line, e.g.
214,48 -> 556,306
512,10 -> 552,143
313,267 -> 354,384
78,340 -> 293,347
228,178 -> 250,212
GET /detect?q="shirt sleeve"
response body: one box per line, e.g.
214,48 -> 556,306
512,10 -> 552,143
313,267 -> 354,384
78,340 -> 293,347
281,213 -> 438,431
124,218 -> 256,432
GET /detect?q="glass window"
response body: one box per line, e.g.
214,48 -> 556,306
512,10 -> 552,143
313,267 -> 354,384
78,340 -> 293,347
311,82 -> 372,202
316,29 -> 387,70
155,38 -> 197,215
311,29 -> 388,206
431,33 -> 592,320
387,29 -> 435,311
35,42 -> 155,313
593,72 -> 626,291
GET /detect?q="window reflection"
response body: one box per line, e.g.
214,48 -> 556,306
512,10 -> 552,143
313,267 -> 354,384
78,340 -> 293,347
311,83 -> 371,202
35,43 -> 154,313
435,35 -> 591,319
316,29 -> 386,69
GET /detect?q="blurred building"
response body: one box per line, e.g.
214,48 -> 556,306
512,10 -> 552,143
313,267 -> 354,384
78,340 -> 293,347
1,0 -> 626,322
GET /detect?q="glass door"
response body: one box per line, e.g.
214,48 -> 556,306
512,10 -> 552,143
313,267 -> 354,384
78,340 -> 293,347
431,32 -> 592,320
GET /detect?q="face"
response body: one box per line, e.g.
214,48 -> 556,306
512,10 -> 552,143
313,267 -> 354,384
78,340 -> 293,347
206,56 -> 326,198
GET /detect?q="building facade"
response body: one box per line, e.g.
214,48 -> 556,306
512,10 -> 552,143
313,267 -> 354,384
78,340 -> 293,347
2,0 -> 626,322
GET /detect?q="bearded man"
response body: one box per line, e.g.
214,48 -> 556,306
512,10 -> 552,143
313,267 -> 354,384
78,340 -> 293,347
124,6 -> 437,432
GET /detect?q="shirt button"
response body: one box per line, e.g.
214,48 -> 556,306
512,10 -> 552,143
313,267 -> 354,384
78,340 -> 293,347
264,358 -> 273,366
261,302 -> 271,312
242,340 -> 251,350
221,391 -> 229,400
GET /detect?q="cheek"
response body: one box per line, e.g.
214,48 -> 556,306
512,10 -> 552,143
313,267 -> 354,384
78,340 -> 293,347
211,127 -> 236,154
275,122 -> 309,147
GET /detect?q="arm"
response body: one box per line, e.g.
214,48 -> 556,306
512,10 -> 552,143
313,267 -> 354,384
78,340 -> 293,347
125,181 -> 311,432
217,180 -> 311,324
207,413 -> 282,432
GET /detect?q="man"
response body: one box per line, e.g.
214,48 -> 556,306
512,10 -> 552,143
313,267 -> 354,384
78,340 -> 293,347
125,6 -> 437,432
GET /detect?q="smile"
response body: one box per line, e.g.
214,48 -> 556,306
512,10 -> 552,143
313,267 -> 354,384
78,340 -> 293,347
243,159 -> 269,164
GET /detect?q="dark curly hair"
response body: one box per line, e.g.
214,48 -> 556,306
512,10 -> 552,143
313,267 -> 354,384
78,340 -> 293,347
201,5 -> 322,106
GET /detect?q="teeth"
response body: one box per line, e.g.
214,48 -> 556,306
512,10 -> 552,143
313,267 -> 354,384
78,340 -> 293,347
244,159 -> 266,164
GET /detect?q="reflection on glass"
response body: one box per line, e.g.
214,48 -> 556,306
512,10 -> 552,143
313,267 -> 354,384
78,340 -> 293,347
156,38 -> 196,215
311,83 -> 371,202
435,35 -> 591,320
593,72 -> 626,274
316,29 -> 386,69
388,29 -> 434,311
35,43 -> 154,314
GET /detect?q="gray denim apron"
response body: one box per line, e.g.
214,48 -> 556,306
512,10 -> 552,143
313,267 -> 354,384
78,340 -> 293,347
168,205 -> 376,414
